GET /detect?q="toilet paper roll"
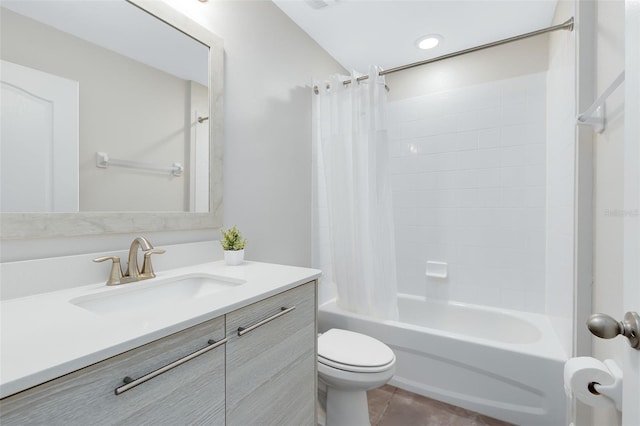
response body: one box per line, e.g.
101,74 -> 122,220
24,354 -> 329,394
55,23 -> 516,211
564,357 -> 616,408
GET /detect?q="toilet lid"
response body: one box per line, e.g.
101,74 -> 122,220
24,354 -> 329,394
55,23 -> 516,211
318,329 -> 395,369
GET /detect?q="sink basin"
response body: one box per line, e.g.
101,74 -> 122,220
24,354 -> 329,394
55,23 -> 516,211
70,274 -> 244,316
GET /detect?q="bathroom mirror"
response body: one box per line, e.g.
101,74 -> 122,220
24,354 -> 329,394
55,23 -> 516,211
0,0 -> 223,238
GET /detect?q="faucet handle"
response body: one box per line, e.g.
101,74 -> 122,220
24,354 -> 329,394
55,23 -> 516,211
93,256 -> 123,286
141,249 -> 165,277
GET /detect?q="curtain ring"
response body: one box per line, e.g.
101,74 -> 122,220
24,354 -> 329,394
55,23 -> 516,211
313,83 -> 332,95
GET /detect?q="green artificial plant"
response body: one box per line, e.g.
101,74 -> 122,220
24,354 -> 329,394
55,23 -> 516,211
220,225 -> 247,251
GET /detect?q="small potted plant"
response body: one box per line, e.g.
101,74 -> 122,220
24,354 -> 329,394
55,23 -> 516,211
220,225 -> 247,265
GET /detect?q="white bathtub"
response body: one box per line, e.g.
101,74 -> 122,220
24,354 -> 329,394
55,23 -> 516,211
319,294 -> 568,426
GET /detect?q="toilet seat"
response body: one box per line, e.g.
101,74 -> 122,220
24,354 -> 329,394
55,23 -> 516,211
318,329 -> 396,373
318,356 -> 395,373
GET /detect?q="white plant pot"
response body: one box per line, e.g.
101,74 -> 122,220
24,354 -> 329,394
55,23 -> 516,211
224,249 -> 244,265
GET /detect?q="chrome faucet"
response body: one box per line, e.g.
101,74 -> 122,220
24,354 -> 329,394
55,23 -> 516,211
93,237 -> 165,286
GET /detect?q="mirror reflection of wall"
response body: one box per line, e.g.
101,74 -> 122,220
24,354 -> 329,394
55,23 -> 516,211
0,1 -> 210,213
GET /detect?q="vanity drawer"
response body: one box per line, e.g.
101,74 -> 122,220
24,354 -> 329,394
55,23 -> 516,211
0,316 -> 226,426
225,281 -> 317,426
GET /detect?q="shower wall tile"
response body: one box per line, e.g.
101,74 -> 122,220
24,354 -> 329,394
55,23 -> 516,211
478,128 -> 502,148
389,72 -> 547,313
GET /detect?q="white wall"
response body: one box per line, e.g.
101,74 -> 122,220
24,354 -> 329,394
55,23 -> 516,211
622,2 -> 640,424
591,1 -> 626,425
386,35 -> 549,101
163,0 -> 345,268
378,31 -> 552,312
388,72 -> 548,311
545,0 -> 576,359
0,1 -> 344,270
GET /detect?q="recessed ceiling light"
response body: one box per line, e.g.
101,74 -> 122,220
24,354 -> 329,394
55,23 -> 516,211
416,34 -> 442,50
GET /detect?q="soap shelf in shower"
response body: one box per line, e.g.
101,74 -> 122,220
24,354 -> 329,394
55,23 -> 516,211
576,71 -> 625,134
96,152 -> 183,177
426,261 -> 448,279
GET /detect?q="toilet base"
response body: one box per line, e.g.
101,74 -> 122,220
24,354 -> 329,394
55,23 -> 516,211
325,386 -> 370,426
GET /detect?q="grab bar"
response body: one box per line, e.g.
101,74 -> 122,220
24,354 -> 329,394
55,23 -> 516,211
237,306 -> 296,336
115,338 -> 227,395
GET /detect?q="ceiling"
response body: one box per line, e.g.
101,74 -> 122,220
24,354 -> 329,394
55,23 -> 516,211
272,0 -> 559,72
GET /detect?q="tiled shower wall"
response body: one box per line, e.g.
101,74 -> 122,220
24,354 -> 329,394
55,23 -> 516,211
388,72 -> 547,313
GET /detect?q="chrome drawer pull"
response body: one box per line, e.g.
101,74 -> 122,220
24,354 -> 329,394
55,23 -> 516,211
115,337 -> 227,395
237,306 -> 296,336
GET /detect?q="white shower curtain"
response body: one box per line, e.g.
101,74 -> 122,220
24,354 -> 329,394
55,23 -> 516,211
312,66 -> 399,320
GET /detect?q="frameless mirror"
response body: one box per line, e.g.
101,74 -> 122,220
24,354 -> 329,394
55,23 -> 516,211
0,0 -> 223,238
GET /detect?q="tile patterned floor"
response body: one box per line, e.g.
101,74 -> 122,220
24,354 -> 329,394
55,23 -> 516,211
367,385 -> 514,426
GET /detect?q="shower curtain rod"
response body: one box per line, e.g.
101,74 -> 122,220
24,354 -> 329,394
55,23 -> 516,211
313,17 -> 574,94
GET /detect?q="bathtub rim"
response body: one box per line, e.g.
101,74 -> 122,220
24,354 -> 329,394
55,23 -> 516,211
319,294 -> 569,362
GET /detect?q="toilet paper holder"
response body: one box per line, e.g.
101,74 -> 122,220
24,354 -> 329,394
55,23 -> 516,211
564,357 -> 624,411
588,359 -> 623,411
587,311 -> 640,350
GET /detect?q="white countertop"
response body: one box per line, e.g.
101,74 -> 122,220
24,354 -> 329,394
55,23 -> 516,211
0,260 -> 321,398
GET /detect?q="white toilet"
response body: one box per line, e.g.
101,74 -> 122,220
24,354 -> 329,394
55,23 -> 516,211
318,328 -> 396,426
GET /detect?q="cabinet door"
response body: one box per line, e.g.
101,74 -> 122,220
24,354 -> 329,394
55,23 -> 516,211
1,316 -> 226,426
226,281 -> 317,426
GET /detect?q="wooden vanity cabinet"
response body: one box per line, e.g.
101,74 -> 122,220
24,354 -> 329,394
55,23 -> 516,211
0,316 -> 226,426
0,280 -> 317,426
226,281 -> 317,426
